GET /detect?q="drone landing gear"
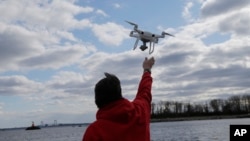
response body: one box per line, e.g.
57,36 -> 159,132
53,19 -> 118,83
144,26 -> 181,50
139,41 -> 154,54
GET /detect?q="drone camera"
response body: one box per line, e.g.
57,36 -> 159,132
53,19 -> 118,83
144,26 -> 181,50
140,45 -> 148,51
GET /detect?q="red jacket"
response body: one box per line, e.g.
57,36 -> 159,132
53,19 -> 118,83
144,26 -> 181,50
82,72 -> 152,141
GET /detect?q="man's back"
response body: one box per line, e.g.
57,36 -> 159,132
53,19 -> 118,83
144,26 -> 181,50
82,72 -> 152,141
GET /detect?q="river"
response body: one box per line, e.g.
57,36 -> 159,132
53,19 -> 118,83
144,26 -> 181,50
0,118 -> 249,141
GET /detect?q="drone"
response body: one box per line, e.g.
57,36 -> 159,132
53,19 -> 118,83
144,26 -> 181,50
126,20 -> 174,54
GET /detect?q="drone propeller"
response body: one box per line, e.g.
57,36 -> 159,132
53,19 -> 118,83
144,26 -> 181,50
125,20 -> 138,30
162,31 -> 174,37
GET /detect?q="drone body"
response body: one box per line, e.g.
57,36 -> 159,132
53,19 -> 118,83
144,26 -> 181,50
126,21 -> 174,54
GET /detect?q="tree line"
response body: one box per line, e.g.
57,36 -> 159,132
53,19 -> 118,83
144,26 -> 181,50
151,94 -> 250,119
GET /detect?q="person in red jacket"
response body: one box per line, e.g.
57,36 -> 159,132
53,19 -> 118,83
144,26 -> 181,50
82,57 -> 155,141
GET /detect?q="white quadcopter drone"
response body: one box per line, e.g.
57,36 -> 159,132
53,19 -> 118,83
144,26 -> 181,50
126,20 -> 174,54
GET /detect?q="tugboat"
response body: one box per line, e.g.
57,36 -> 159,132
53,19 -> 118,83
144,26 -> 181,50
25,121 -> 41,130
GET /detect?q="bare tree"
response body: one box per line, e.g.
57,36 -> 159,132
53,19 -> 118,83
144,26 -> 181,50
229,96 -> 241,113
210,99 -> 220,113
151,102 -> 156,115
174,101 -> 183,114
242,95 -> 250,113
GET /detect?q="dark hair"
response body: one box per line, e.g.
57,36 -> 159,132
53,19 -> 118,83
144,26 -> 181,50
95,72 -> 122,108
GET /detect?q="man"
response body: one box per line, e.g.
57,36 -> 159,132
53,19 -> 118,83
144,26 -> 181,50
82,57 -> 155,141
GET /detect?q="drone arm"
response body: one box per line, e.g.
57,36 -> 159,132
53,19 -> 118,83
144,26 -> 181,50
154,34 -> 165,38
154,32 -> 174,38
129,31 -> 140,38
149,42 -> 155,54
133,38 -> 139,50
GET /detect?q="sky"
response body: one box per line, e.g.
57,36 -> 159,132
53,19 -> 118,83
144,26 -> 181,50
0,0 -> 250,128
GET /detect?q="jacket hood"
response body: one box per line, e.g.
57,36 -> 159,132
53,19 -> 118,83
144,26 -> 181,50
96,98 -> 134,123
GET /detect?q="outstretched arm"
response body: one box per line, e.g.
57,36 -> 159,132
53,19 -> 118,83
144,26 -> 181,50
135,72 -> 152,104
133,57 -> 155,112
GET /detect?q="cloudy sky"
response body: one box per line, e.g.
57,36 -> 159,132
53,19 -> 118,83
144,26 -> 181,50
0,0 -> 250,128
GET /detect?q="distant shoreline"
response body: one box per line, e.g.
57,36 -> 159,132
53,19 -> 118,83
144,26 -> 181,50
150,114 -> 250,123
1,114 -> 249,130
0,123 -> 90,131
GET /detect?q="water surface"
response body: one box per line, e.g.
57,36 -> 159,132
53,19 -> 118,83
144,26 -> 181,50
0,118 -> 249,141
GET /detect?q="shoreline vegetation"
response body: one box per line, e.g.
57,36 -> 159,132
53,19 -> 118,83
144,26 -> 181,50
150,114 -> 250,123
150,94 -> 250,122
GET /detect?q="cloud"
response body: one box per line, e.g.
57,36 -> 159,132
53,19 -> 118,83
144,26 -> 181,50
81,50 -> 146,77
19,44 -> 94,70
146,13 -> 250,101
78,14 -> 250,102
1,0 -> 248,103
80,50 -> 150,99
0,23 -> 44,71
0,0 -> 94,30
91,22 -> 130,46
96,9 -> 108,17
0,75 -> 42,96
201,0 -> 250,17
182,2 -> 194,22
113,3 -> 121,9
0,22 -> 95,71
0,0 -> 97,72
46,71 -> 94,95
0,102 -> 4,115
218,9 -> 250,36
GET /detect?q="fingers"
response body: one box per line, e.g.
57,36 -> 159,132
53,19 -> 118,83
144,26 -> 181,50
148,57 -> 154,60
145,57 -> 154,61
149,57 -> 155,64
144,57 -> 155,64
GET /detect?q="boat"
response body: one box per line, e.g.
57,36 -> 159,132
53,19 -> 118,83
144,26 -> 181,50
25,121 -> 41,130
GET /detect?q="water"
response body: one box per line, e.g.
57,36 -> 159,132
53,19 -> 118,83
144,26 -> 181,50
0,126 -> 85,141
150,118 -> 249,141
0,118 -> 249,141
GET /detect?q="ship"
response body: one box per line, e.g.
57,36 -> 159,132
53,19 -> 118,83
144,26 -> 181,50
25,121 -> 41,130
